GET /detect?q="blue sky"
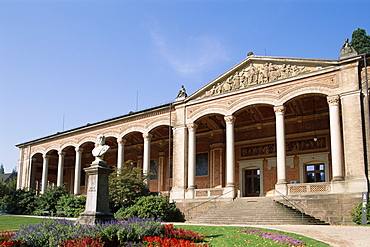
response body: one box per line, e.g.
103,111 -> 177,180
0,0 -> 369,173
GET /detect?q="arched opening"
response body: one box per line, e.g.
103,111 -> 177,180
148,125 -> 173,192
234,104 -> 275,196
193,113 -> 226,189
60,146 -> 76,193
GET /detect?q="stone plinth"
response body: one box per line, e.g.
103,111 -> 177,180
77,161 -> 114,224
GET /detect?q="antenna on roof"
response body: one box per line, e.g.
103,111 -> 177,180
136,90 -> 139,111
62,113 -> 65,132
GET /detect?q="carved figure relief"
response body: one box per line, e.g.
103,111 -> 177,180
200,63 -> 312,99
240,137 -> 326,157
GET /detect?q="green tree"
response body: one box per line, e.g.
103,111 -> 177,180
0,164 -> 4,174
350,28 -> 370,54
109,161 -> 149,212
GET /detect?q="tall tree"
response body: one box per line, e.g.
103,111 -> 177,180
350,28 -> 370,54
0,163 -> 4,174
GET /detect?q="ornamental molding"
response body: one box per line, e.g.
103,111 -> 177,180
198,62 -> 313,99
327,95 -> 340,106
240,136 -> 327,158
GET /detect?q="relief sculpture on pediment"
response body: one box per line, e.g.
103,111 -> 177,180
200,63 -> 312,99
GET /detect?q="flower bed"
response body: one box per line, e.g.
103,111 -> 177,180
238,228 -> 306,246
0,218 -> 207,247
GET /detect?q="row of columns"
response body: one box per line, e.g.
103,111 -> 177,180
186,95 -> 344,192
39,95 -> 344,196
39,133 -> 154,194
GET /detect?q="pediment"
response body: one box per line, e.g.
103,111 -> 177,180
189,56 -> 335,100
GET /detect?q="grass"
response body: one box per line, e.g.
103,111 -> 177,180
0,215 -> 52,231
178,225 -> 330,247
0,216 -> 329,246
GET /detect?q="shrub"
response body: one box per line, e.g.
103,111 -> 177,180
14,219 -> 101,246
60,236 -> 104,247
114,195 -> 181,222
100,217 -> 163,244
109,163 -> 149,212
143,236 -> 209,247
0,231 -> 14,242
56,194 -> 86,217
33,186 -> 69,216
1,188 -> 36,214
163,224 -> 206,242
350,201 -> 370,225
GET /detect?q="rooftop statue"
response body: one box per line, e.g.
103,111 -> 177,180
339,38 -> 358,59
175,85 -> 187,101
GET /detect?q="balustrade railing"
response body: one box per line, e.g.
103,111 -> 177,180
275,189 -> 305,224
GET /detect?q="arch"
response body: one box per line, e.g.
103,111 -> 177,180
101,130 -> 119,139
188,106 -> 229,123
229,94 -> 277,116
60,140 -> 78,150
279,84 -> 332,105
146,116 -> 171,133
30,148 -> 45,158
45,147 -> 59,155
120,124 -> 146,138
78,135 -> 97,146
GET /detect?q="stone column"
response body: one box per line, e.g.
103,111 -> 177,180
187,123 -> 197,190
327,95 -> 344,181
224,115 -> 236,188
171,125 -> 187,200
74,147 -> 83,195
274,105 -> 287,184
57,151 -> 66,186
158,152 -> 165,191
40,154 -> 50,194
143,133 -> 152,181
117,138 -> 126,172
30,158 -> 37,190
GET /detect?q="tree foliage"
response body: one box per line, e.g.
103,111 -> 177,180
350,28 -> 370,54
1,188 -> 36,214
351,201 -> 370,225
33,185 -> 69,215
109,162 -> 149,212
55,194 -> 86,217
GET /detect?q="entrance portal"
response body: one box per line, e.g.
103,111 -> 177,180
244,169 -> 260,197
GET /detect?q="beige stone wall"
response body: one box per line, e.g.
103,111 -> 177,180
17,56 -> 369,204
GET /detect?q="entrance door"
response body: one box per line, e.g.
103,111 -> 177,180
244,169 -> 260,197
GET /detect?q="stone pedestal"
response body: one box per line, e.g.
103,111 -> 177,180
77,161 -> 114,224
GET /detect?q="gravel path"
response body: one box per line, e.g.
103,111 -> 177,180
176,223 -> 370,247
247,225 -> 370,247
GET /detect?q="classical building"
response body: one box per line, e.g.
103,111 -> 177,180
16,42 -> 370,224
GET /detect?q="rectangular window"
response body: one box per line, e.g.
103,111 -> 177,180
196,153 -> 208,176
150,160 -> 158,180
305,163 -> 325,182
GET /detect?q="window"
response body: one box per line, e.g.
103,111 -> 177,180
196,153 -> 208,176
305,163 -> 325,182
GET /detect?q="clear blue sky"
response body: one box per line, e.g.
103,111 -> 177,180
0,0 -> 369,173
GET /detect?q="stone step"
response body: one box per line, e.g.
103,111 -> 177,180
187,197 -> 329,225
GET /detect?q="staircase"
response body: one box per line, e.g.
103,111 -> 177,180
186,197 -> 329,225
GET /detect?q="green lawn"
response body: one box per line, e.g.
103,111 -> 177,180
178,225 -> 330,247
0,215 -> 329,246
0,215 -> 52,231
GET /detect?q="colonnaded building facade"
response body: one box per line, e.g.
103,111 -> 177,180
16,42 -> 370,224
